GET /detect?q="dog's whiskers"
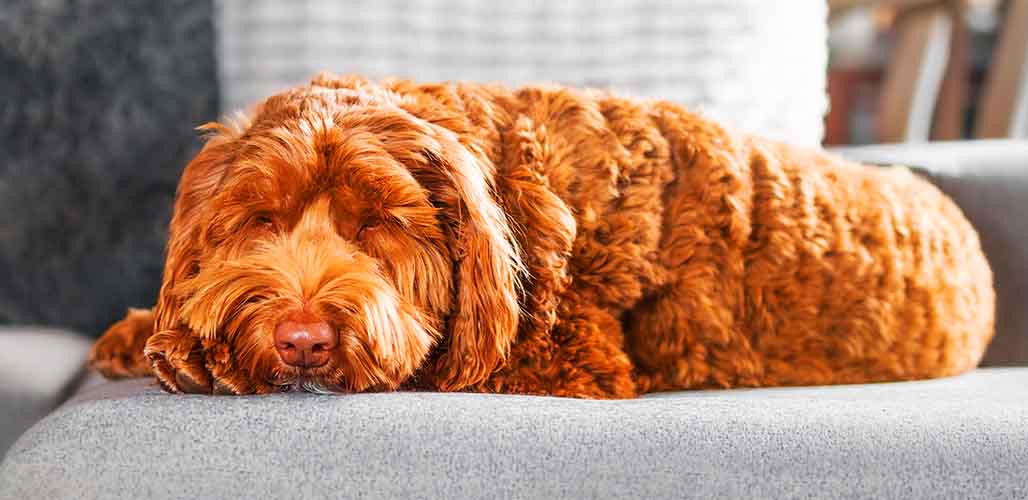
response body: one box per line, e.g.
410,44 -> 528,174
268,376 -> 343,394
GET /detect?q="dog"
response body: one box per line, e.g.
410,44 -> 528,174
89,74 -> 995,398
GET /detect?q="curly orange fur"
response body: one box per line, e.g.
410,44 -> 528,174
90,75 -> 995,398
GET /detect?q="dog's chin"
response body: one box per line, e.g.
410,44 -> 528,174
264,362 -> 347,394
259,344 -> 429,394
273,377 -> 344,394
263,362 -> 342,393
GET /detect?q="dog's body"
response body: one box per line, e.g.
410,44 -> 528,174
90,75 -> 994,398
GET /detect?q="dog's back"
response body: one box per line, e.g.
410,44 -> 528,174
384,78 -> 995,391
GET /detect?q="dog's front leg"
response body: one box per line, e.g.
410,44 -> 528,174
622,276 -> 766,394
476,300 -> 637,399
144,328 -> 278,395
89,308 -> 155,378
143,327 -> 212,393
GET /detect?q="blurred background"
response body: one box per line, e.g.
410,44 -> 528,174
827,0 -> 1026,144
0,0 -> 1025,339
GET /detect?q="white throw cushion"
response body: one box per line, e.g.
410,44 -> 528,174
215,0 -> 828,145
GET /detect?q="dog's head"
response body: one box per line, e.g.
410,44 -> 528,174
155,79 -> 522,393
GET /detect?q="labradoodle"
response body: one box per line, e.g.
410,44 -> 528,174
89,75 -> 995,398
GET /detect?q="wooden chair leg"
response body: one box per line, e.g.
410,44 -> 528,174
975,0 -> 1028,139
931,0 -> 969,140
877,3 -> 953,142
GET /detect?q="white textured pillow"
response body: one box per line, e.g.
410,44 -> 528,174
216,0 -> 828,145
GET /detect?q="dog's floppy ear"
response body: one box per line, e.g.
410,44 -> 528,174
152,122 -> 240,334
404,131 -> 524,390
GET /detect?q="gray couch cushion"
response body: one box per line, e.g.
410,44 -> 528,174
2,368 -> 1026,499
835,140 -> 1028,365
0,327 -> 91,456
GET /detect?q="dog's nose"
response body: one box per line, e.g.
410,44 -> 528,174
274,320 -> 337,368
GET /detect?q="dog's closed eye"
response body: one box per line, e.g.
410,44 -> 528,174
356,218 -> 381,240
254,214 -> 275,229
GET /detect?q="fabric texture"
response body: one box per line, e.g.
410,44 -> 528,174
0,0 -> 219,336
215,0 -> 828,145
0,327 -> 91,456
834,140 -> 1028,366
2,368 -> 1026,499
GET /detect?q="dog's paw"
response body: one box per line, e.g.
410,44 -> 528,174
144,329 -> 215,394
89,308 -> 154,379
144,330 -> 278,395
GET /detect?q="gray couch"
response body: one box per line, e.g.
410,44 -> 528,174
1,140 -> 1027,499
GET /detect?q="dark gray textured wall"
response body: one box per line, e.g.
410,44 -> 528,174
0,0 -> 218,335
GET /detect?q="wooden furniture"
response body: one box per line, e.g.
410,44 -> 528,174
975,0 -> 1028,138
876,2 -> 958,142
828,0 -> 1028,143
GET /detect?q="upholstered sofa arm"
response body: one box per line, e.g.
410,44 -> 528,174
0,328 -> 91,455
833,140 -> 1028,366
